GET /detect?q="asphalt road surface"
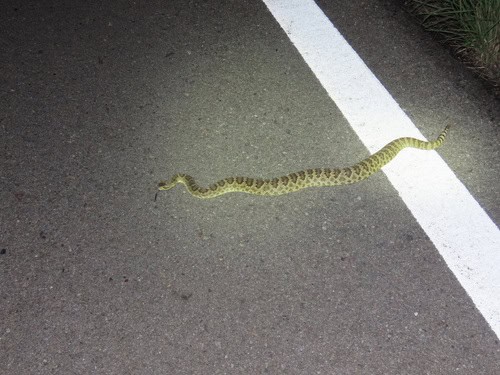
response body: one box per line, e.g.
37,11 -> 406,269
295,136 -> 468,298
1,0 -> 499,374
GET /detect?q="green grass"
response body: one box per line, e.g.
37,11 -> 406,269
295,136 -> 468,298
406,0 -> 499,90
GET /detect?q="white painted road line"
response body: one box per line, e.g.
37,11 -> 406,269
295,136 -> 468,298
262,0 -> 500,338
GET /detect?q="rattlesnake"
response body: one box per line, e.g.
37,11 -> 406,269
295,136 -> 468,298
158,126 -> 449,199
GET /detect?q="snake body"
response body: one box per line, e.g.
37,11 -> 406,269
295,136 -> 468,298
159,126 -> 449,199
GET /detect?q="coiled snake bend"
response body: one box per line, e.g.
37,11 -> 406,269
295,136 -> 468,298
158,126 -> 449,199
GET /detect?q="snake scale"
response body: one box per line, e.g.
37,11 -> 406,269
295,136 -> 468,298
158,126 -> 449,199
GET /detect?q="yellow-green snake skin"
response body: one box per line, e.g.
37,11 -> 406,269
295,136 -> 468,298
159,126 -> 449,199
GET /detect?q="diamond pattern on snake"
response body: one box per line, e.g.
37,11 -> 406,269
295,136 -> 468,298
158,126 -> 449,199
